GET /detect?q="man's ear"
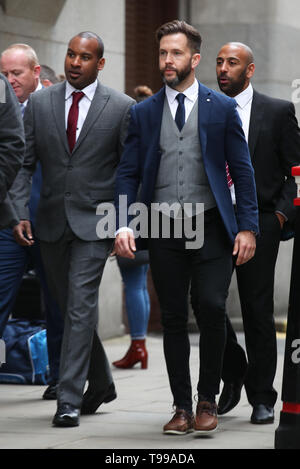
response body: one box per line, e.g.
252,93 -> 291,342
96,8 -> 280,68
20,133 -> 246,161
247,63 -> 255,79
97,57 -> 105,72
34,64 -> 41,79
192,53 -> 201,70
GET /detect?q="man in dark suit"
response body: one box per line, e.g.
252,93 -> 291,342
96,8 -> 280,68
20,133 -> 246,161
114,20 -> 259,436
13,32 -> 134,427
0,73 -> 25,217
0,45 -> 64,400
213,42 -> 300,424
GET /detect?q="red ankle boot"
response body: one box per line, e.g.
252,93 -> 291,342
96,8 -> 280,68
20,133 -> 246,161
112,339 -> 148,369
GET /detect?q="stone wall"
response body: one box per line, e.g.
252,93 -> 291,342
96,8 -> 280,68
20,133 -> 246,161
0,0 -> 126,338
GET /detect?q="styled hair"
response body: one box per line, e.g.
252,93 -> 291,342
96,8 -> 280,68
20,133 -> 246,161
1,43 -> 39,69
74,31 -> 104,59
156,20 -> 202,54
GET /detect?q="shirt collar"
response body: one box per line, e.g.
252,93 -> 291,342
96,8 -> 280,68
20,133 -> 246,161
65,79 -> 98,101
165,78 -> 198,104
22,80 -> 43,108
234,83 -> 253,109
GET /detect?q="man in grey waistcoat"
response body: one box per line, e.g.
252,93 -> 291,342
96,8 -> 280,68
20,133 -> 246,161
12,32 -> 135,427
114,20 -> 259,436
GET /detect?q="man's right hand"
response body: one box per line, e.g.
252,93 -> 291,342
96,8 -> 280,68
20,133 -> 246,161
13,220 -> 34,246
113,230 -> 136,259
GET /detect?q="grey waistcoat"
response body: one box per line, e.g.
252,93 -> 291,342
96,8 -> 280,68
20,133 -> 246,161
153,97 -> 216,217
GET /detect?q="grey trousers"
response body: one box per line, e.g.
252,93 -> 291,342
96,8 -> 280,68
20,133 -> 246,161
40,224 -> 113,407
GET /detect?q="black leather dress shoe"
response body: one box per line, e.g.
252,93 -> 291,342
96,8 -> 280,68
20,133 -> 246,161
218,381 -> 243,415
251,404 -> 274,424
52,403 -> 80,427
43,383 -> 58,400
81,382 -> 117,415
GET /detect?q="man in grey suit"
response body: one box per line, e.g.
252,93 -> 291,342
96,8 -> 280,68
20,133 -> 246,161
13,32 -> 135,427
0,73 -> 25,225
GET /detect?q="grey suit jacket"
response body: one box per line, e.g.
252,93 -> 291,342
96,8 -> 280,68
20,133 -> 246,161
0,74 -> 25,228
12,80 -> 135,242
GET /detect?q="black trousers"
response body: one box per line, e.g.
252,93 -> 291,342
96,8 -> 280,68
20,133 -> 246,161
221,212 -> 281,407
148,208 -> 232,412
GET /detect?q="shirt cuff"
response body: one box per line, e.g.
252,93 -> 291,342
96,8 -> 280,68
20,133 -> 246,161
275,210 -> 288,222
114,227 -> 134,237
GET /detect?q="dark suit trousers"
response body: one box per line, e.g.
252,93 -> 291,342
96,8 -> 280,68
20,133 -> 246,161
148,208 -> 232,412
40,223 -> 113,408
0,228 -> 63,383
223,211 -> 281,407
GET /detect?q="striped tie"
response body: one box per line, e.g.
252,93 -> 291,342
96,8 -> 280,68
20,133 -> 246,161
226,162 -> 233,188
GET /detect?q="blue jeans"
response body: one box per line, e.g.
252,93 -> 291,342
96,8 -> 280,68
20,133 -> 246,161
118,262 -> 150,339
0,228 -> 64,383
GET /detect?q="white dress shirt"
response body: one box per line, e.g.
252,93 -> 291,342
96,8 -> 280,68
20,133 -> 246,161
229,84 -> 253,204
234,83 -> 253,143
65,79 -> 98,141
165,78 -> 199,121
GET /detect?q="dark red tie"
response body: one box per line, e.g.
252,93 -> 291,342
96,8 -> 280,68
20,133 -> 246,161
226,162 -> 233,188
67,91 -> 85,152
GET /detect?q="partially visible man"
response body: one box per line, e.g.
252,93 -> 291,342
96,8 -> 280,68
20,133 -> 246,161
212,42 -> 300,424
0,45 -> 64,400
12,32 -> 135,427
40,64 -> 59,87
114,20 -> 258,436
0,72 -> 25,216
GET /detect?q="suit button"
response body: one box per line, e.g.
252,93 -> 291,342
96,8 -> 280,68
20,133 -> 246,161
67,165 -> 73,170
65,192 -> 71,198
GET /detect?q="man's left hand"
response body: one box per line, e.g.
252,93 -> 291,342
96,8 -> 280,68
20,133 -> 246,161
275,212 -> 285,229
233,230 -> 256,266
13,220 -> 34,247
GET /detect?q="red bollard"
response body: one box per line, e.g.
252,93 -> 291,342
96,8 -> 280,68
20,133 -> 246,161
275,166 -> 300,449
292,166 -> 300,207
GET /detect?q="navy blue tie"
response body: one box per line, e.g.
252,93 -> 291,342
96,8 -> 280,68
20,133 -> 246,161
175,93 -> 186,131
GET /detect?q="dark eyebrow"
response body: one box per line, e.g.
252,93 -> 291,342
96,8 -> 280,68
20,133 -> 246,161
67,48 -> 93,57
216,56 -> 240,62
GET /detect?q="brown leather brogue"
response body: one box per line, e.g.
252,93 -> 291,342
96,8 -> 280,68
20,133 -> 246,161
163,408 -> 194,435
194,401 -> 218,435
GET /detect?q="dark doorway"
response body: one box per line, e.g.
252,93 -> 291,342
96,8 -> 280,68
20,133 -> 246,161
125,0 -> 179,97
124,1 -> 179,332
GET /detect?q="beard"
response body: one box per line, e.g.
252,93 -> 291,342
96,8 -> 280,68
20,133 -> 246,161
161,60 -> 192,88
217,67 -> 248,97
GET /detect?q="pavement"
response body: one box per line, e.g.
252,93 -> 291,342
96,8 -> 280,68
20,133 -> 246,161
0,332 -> 286,450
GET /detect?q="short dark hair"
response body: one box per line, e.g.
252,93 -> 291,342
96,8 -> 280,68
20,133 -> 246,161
156,20 -> 202,54
133,85 -> 153,102
40,64 -> 59,84
75,31 -> 104,59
